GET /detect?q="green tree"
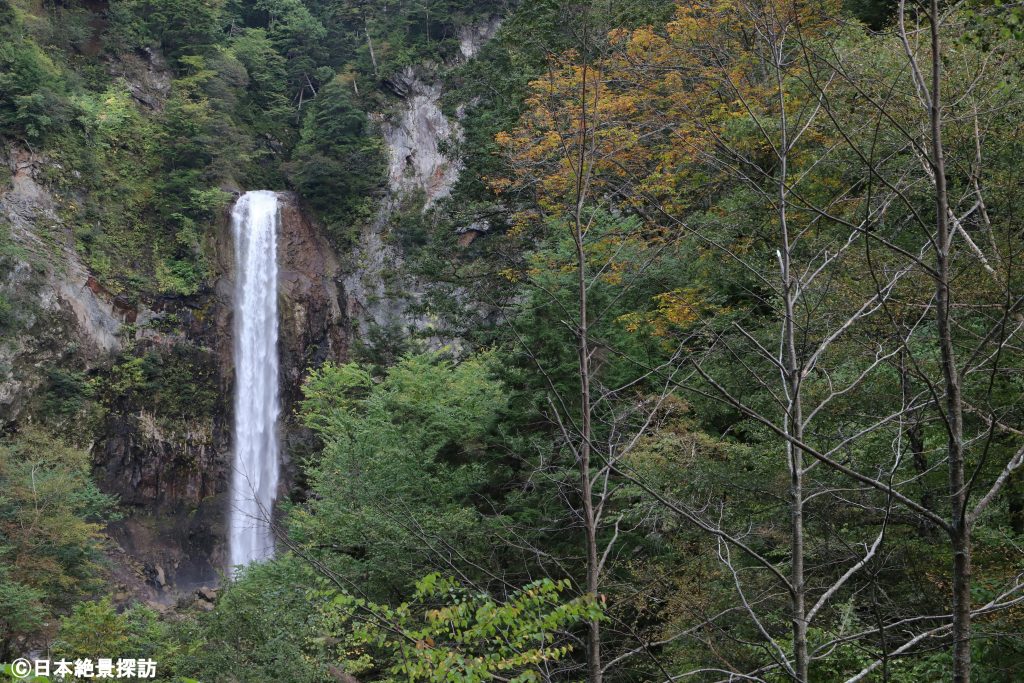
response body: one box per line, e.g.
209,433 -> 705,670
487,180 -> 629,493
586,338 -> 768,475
293,354 -> 507,598
254,0 -> 328,101
0,428 -> 117,657
229,28 -> 292,136
152,0 -> 226,57
0,33 -> 71,142
0,567 -> 45,661
287,73 -> 383,242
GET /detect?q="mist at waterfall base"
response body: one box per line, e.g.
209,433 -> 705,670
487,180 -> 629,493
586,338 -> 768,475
228,190 -> 281,571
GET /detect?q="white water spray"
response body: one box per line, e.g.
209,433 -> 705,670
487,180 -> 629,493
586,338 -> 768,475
229,190 -> 280,570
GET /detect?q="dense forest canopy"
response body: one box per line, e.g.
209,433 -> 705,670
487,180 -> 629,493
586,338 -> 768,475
2,0 -> 1024,680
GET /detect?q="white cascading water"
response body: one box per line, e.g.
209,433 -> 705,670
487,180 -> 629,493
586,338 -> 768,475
229,190 -> 281,570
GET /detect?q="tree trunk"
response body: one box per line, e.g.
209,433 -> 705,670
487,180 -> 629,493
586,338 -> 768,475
790,436 -> 808,683
950,526 -> 973,683
365,21 -> 379,77
776,45 -> 807,680
783,244 -> 808,683
1008,471 -> 1024,534
573,24 -> 602,681
927,3 -> 971,680
576,214 -> 602,683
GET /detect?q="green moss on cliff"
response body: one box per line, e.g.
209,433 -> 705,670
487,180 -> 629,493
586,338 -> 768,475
103,341 -> 218,421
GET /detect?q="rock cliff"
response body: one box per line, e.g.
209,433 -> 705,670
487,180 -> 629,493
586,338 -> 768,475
1,147 -> 128,423
1,151 -> 346,596
100,191 -> 347,594
343,16 -> 501,348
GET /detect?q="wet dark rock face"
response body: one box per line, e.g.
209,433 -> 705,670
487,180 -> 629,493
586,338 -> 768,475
97,300 -> 227,509
275,191 -> 348,496
275,192 -> 348,411
92,286 -> 230,592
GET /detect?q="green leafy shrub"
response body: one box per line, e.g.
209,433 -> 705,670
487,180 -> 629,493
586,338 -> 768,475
321,573 -> 603,682
103,345 -> 219,420
0,33 -> 72,142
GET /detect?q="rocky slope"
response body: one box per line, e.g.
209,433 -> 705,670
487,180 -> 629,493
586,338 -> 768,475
1,146 -> 128,423
341,16 -> 500,349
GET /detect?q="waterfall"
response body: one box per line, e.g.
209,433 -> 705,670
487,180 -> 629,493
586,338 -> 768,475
229,190 -> 281,570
